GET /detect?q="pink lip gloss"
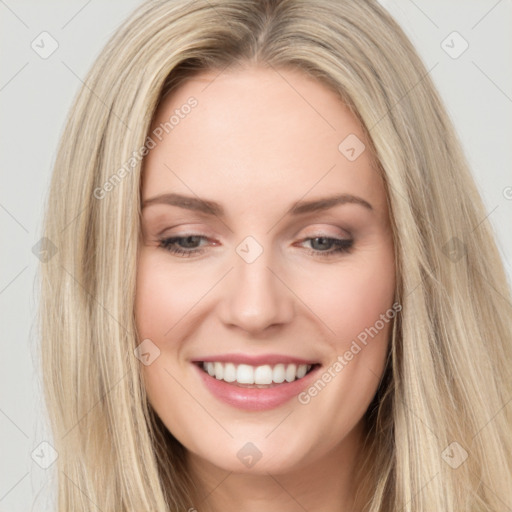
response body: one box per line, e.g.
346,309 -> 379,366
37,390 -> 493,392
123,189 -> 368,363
193,362 -> 321,411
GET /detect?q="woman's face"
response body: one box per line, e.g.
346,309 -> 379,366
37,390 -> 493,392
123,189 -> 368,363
135,65 -> 396,476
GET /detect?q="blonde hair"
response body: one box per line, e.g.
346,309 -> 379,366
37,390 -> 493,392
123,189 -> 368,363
37,0 -> 512,510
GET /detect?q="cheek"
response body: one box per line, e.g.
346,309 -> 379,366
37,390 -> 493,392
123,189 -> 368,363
292,251 -> 395,432
134,252 -> 194,436
134,251 -> 203,339
305,255 -> 394,337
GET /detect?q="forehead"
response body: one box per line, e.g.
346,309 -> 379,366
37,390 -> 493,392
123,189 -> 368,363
142,65 -> 386,215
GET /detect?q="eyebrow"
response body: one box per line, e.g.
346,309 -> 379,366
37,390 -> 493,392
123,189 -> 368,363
141,192 -> 373,216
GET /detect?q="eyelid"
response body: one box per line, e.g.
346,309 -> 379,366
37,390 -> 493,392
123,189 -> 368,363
155,223 -> 217,238
295,223 -> 352,240
154,223 -> 353,246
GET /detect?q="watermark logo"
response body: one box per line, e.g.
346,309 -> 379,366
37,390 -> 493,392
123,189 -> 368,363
441,441 -> 468,469
31,441 -> 59,469
442,236 -> 466,263
236,236 -> 264,264
31,31 -> 59,59
134,338 -> 160,366
32,237 -> 58,262
441,31 -> 469,59
338,133 -> 366,162
237,442 -> 262,468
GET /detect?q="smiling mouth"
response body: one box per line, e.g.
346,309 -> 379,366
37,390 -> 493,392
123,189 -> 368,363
195,361 -> 320,388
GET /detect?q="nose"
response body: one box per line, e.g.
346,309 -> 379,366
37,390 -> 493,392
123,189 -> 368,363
217,246 -> 295,334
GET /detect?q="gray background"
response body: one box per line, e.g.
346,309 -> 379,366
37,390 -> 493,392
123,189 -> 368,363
1,1 -> 511,510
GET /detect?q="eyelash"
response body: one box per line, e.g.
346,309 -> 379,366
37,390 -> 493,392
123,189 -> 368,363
157,235 -> 354,258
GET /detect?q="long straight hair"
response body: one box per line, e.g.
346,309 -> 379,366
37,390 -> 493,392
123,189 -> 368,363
37,0 -> 512,510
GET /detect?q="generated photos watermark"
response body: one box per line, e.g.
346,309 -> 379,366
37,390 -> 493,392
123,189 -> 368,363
93,96 -> 198,200
298,301 -> 402,405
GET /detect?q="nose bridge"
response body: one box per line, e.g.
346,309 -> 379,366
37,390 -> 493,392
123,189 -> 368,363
218,237 -> 294,333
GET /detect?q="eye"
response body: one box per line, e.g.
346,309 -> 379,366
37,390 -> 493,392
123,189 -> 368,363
299,236 -> 354,257
157,234 -> 354,259
158,235 -> 210,257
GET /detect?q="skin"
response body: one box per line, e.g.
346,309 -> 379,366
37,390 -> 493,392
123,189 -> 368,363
135,64 -> 396,512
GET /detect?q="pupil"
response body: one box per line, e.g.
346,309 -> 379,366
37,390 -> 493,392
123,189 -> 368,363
180,236 -> 201,248
311,237 -> 332,251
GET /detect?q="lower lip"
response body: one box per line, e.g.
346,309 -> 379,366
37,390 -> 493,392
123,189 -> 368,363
193,363 -> 321,411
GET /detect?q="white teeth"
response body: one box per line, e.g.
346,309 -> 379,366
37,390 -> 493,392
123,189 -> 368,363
285,364 -> 297,382
223,362 -> 236,382
237,364 -> 254,384
273,364 -> 285,383
254,365 -> 273,385
214,362 -> 224,380
200,361 -> 314,385
296,364 -> 308,379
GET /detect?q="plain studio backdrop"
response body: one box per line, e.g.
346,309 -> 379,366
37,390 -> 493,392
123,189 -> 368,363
0,1 -> 511,510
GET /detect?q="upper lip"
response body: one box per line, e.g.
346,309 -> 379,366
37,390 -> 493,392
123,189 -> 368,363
192,353 -> 319,366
